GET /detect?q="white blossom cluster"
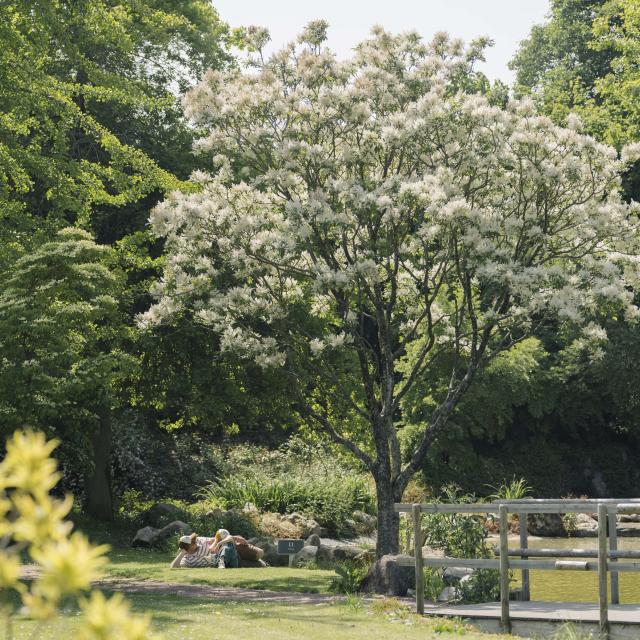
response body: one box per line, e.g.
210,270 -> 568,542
139,25 -> 640,369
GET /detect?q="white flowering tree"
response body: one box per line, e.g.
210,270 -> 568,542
141,23 -> 640,555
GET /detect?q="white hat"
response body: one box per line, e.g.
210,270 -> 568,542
179,535 -> 192,545
215,529 -> 230,541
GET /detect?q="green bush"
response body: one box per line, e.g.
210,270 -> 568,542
422,486 -> 489,559
116,490 -> 258,539
329,559 -> 371,594
200,473 -> 373,536
420,485 -> 503,604
199,438 -> 375,536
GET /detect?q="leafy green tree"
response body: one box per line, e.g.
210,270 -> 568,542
0,0 -> 233,245
0,228 -> 132,519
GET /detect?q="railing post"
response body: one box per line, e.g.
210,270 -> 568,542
519,510 -> 530,601
598,503 -> 609,639
499,505 -> 510,633
608,507 -> 619,605
412,503 -> 424,615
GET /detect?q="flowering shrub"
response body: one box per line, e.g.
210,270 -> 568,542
0,430 -> 160,639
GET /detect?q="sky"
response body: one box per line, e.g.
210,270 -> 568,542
213,0 -> 550,84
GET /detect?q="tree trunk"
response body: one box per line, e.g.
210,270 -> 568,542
375,473 -> 400,557
84,411 -> 113,520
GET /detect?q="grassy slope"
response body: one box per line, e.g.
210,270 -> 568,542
11,593 -> 511,640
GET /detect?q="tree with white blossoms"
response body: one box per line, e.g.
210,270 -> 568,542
141,22 -> 640,555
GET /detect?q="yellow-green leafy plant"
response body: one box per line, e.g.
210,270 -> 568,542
0,430 -> 161,639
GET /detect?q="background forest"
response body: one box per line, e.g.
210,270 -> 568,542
1,0 -> 640,527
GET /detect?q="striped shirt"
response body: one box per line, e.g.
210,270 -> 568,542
180,537 -> 214,568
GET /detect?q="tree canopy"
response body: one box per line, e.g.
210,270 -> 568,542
142,23 -> 640,554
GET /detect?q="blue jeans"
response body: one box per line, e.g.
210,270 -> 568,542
213,542 -> 238,568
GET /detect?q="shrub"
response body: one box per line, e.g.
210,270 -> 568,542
459,568 -> 502,603
488,476 -> 532,501
422,486 -> 489,559
329,559 -> 371,594
199,439 -> 375,536
423,567 -> 445,602
420,485 -> 503,604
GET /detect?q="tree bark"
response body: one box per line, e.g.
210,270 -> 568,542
84,411 -> 113,520
374,472 -> 401,557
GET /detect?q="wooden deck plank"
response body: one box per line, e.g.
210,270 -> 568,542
423,601 -> 640,624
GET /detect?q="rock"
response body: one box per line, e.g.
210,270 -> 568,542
572,513 -> 598,537
251,538 -> 289,566
282,513 -> 322,537
459,574 -> 473,587
305,534 -> 321,548
352,511 -> 377,534
437,586 -> 460,602
443,566 -> 474,583
527,513 -> 566,537
316,545 -> 334,564
359,554 -> 415,596
292,545 -> 318,567
619,514 -> 640,523
332,544 -> 363,562
159,520 -> 190,538
131,520 -> 190,548
205,508 -> 224,519
142,503 -> 185,528
132,526 -> 160,548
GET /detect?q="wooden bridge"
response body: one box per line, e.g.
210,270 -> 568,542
395,499 -> 640,639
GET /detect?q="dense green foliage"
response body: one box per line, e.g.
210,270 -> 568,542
409,1 -> 640,500
1,0 -> 640,536
200,441 -> 375,535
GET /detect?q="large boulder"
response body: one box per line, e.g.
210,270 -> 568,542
572,513 -> 598,537
282,512 -> 323,537
292,545 -> 318,567
527,513 -> 566,537
131,520 -> 191,548
132,526 -> 159,548
305,534 -> 321,548
142,503 -> 186,528
332,544 -> 363,562
437,586 -> 461,602
359,554 -> 415,596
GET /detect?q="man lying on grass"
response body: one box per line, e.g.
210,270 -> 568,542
170,529 -> 264,569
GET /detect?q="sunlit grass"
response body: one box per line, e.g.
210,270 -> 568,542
10,593 -> 511,640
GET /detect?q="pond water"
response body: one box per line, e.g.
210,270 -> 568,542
508,536 -> 640,603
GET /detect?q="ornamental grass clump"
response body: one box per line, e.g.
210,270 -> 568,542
0,430 -> 161,639
201,471 -> 374,536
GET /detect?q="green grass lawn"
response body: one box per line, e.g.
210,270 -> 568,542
10,593 -> 511,640
105,546 -> 337,593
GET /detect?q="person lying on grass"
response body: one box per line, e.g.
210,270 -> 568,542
212,528 -> 264,565
169,532 -> 238,569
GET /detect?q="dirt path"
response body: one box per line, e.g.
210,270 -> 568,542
93,577 -> 344,603
20,566 -> 406,605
